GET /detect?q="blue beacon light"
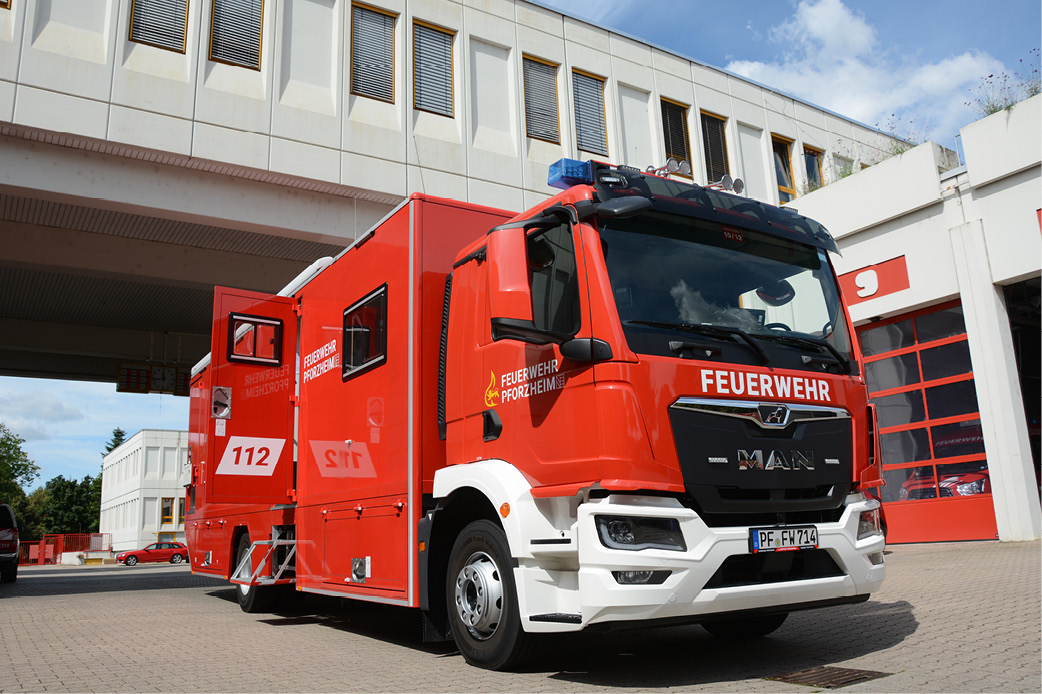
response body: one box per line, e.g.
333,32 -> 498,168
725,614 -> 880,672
547,158 -> 594,189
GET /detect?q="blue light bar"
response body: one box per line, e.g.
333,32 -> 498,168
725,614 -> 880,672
548,158 -> 594,189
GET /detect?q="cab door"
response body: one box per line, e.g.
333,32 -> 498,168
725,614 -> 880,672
206,286 -> 297,505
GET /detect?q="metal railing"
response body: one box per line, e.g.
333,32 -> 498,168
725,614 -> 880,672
18,533 -> 113,565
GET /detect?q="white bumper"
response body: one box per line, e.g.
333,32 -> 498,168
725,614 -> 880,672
516,493 -> 885,632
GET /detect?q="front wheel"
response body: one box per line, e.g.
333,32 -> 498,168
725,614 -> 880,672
446,520 -> 533,670
703,612 -> 788,639
125,555 -> 138,566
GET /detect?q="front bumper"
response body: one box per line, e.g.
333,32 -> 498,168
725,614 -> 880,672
515,493 -> 885,632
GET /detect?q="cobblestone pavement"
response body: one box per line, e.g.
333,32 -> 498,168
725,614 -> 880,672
1,540 -> 1039,693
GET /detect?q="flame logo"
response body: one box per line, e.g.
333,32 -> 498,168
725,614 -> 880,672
484,371 -> 500,408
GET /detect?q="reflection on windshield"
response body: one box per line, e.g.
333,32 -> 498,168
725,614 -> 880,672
599,212 -> 852,363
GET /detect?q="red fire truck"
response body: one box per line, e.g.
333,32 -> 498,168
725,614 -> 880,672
185,159 -> 886,670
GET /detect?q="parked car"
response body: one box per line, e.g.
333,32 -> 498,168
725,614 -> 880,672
116,542 -> 188,566
899,461 -> 991,501
1,503 -> 19,583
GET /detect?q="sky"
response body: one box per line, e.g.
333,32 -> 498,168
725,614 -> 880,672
536,0 -> 1041,148
2,0 -> 1039,491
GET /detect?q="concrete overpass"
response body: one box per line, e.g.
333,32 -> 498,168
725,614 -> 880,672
0,124 -> 397,384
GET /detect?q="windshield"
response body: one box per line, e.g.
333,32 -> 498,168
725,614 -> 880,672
597,211 -> 854,371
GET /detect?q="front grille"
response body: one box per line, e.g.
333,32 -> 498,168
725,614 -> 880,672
669,397 -> 854,523
704,548 -> 843,589
689,500 -> 847,529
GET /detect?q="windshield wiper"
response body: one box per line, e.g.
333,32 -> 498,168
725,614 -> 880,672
755,332 -> 851,373
625,320 -> 770,364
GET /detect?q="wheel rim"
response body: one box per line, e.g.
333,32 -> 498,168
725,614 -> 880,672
172,554 -> 182,564
453,551 -> 503,640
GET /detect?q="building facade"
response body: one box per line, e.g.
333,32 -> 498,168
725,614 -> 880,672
795,95 -> 1042,543
1,0 -> 899,215
100,429 -> 189,551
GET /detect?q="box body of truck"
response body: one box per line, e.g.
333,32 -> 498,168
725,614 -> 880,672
186,166 -> 885,670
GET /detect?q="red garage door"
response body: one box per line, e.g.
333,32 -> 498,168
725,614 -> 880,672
858,301 -> 997,543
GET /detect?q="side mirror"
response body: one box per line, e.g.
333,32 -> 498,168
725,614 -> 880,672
486,224 -> 535,327
756,279 -> 796,307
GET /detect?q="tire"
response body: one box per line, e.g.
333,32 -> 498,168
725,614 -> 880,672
234,534 -> 274,613
0,562 -> 16,583
170,553 -> 184,564
125,555 -> 138,566
446,520 -> 533,670
703,612 -> 788,639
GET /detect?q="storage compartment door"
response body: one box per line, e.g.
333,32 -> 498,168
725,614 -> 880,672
206,287 -> 297,505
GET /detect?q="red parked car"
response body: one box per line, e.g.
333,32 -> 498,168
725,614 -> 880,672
116,542 -> 188,566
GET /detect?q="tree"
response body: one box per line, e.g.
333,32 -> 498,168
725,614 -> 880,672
42,475 -> 100,534
15,487 -> 50,541
103,427 -> 127,455
1,422 -> 40,502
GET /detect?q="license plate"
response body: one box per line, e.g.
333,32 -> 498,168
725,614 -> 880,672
750,525 -> 818,553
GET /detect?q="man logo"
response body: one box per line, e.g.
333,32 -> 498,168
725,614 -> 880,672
758,404 -> 790,427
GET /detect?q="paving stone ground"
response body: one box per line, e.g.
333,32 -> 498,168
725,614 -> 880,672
1,540 -> 1039,693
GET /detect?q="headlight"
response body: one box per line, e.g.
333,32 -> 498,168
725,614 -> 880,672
595,515 -> 686,551
956,479 -> 985,495
857,508 -> 882,540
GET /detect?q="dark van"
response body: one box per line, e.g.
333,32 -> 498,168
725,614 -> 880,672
1,503 -> 19,583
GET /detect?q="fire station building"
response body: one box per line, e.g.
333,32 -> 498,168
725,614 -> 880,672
1,1 -> 1039,543
795,97 -> 1042,543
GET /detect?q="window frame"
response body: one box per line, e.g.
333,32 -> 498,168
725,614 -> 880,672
771,134 -> 796,203
572,68 -> 608,157
522,54 -> 561,144
803,145 -> 824,191
342,284 -> 389,382
129,0 -> 189,54
412,19 -> 455,118
699,110 -> 730,184
177,497 -> 185,525
226,313 -> 284,367
208,0 -> 264,71
161,497 -> 174,525
660,98 -> 692,177
351,2 -> 398,104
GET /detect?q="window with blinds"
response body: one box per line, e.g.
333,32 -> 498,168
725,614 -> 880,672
660,99 -> 691,171
413,22 -> 453,117
700,112 -> 730,183
572,70 -> 607,156
209,0 -> 263,70
129,0 -> 188,53
523,56 -> 559,143
352,3 -> 396,103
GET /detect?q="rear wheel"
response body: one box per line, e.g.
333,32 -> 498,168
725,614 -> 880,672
0,563 -> 16,583
170,553 -> 183,564
125,555 -> 138,566
703,612 -> 788,639
235,534 -> 274,613
446,520 -> 533,670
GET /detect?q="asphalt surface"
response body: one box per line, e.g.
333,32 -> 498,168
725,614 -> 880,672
0,540 -> 1039,693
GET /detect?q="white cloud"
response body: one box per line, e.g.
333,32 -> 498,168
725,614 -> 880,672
726,0 -> 1003,145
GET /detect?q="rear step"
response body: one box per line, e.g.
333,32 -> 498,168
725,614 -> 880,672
230,538 -> 296,587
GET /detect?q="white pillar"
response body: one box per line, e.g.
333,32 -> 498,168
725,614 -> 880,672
950,220 -> 1042,541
